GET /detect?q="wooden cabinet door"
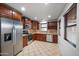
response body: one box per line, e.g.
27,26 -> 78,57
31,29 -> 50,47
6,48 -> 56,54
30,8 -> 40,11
13,11 -> 22,20
0,4 -> 12,18
23,36 -> 28,47
32,34 -> 46,41
0,4 -> 22,21
37,22 -> 39,29
42,34 -> 46,41
33,34 -> 36,40
48,21 -> 57,29
33,21 -> 37,30
53,35 -> 58,43
31,21 -> 39,30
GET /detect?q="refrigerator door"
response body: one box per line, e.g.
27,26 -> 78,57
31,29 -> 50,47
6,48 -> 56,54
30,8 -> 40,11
1,17 -> 13,56
13,20 -> 23,55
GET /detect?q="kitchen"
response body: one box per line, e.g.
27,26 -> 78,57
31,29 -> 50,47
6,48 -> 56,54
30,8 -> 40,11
0,3 -> 78,56
22,16 -> 58,47
0,3 -> 58,56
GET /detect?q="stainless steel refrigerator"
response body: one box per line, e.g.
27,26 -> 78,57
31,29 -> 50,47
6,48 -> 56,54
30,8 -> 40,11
0,17 -> 23,56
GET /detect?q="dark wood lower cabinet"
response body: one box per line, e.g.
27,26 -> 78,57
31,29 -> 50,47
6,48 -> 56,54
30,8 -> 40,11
23,36 -> 28,48
52,35 -> 58,43
33,34 -> 46,41
33,34 -> 58,43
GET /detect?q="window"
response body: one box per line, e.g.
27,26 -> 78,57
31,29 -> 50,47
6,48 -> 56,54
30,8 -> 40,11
64,3 -> 77,48
40,21 -> 47,31
41,27 -> 47,31
41,24 -> 47,27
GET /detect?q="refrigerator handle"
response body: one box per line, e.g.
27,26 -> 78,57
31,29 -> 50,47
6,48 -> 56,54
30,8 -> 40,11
12,26 -> 16,45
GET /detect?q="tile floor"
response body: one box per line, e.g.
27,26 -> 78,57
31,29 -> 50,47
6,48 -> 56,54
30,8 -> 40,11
17,40 -> 61,56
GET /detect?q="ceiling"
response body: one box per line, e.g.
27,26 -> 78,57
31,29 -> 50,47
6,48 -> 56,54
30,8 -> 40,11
7,3 -> 67,22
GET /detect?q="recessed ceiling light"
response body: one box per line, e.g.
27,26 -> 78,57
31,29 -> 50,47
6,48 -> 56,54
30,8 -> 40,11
48,15 -> 51,18
13,11 -> 15,14
34,17 -> 37,20
21,7 -> 26,11
45,3 -> 48,5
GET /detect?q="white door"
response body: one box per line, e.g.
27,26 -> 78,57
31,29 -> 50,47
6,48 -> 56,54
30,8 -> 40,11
46,34 -> 52,42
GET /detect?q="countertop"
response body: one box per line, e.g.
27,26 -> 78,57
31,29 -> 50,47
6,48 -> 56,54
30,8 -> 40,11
22,34 -> 28,36
30,32 -> 57,35
22,31 -> 57,36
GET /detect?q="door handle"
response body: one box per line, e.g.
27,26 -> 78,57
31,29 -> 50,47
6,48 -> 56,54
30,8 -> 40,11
12,26 -> 16,45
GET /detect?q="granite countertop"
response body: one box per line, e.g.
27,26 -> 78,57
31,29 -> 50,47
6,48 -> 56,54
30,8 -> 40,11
22,34 -> 28,36
30,32 -> 57,35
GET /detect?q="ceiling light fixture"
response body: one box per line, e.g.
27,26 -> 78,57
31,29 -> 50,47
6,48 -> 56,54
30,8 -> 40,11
34,17 -> 37,20
45,3 -> 48,5
48,15 -> 51,18
21,7 -> 26,11
13,11 -> 15,14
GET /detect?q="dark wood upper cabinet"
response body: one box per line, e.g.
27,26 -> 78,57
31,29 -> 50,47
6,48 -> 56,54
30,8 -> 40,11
0,3 -> 22,21
21,16 -> 39,30
13,11 -> 22,20
31,20 -> 39,30
48,21 -> 57,29
0,4 -> 13,18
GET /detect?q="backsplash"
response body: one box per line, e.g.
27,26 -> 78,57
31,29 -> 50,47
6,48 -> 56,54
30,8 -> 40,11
28,29 -> 57,34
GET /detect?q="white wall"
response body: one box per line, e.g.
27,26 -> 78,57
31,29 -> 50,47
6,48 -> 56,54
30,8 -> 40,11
76,3 -> 79,56
58,3 -> 78,56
